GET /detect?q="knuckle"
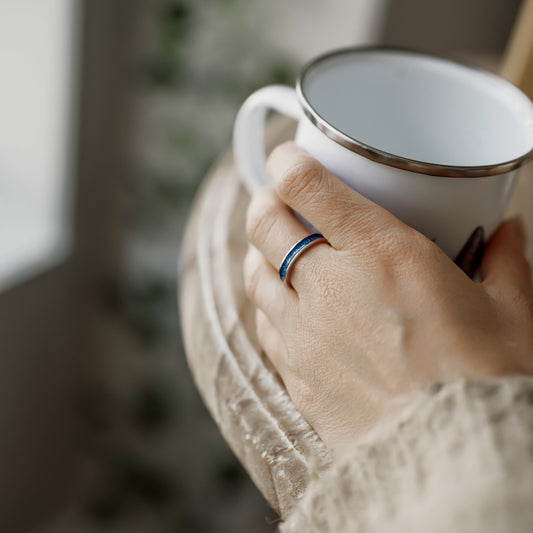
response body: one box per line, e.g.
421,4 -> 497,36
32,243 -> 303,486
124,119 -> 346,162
245,190 -> 279,244
333,203 -> 377,242
385,226 -> 422,258
374,225 -> 422,263
276,157 -> 324,203
353,222 -> 432,276
348,221 -> 395,258
400,229 -> 440,268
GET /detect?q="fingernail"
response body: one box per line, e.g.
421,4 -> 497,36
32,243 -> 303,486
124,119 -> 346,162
510,216 -> 526,249
454,226 -> 485,278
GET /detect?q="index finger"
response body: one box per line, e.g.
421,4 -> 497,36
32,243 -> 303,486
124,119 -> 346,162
267,142 -> 399,250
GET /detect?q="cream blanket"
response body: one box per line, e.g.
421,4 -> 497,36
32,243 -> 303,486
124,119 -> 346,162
282,377 -> 533,532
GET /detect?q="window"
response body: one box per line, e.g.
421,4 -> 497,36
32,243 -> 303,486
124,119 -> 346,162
0,0 -> 79,290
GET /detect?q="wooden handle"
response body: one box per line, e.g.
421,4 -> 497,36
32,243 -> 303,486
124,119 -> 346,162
501,0 -> 533,98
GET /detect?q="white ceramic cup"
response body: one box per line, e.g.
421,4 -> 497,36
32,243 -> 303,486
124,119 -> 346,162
233,47 -> 533,260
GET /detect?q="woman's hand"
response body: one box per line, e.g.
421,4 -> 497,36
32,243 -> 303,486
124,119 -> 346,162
243,141 -> 533,454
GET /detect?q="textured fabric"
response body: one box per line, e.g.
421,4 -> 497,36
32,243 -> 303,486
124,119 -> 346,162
280,377 -> 533,532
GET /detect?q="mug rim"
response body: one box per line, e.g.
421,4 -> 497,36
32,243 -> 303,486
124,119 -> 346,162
296,45 -> 533,178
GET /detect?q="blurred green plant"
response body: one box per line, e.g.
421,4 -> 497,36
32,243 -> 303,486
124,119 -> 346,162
145,2 -> 191,86
83,1 -> 296,530
130,380 -> 175,432
86,455 -> 177,525
103,278 -> 173,346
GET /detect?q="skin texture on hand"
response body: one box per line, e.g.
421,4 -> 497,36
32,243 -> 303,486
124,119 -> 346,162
243,141 -> 533,454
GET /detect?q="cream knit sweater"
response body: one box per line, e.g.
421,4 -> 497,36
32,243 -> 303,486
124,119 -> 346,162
281,377 -> 533,532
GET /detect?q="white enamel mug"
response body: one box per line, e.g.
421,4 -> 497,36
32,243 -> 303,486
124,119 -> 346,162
233,47 -> 533,260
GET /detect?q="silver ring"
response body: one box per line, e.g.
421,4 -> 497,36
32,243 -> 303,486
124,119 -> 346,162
279,233 -> 329,287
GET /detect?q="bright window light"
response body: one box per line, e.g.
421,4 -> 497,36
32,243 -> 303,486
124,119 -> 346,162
0,0 -> 79,291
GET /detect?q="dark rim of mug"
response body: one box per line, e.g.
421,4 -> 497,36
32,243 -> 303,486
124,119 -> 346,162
296,46 -> 533,178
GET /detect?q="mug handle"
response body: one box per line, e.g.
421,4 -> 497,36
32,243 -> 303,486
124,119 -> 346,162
233,85 -> 303,195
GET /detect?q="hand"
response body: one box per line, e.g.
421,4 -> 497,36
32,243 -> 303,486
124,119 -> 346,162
243,141 -> 533,453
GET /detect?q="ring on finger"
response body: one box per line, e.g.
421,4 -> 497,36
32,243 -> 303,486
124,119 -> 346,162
279,233 -> 329,288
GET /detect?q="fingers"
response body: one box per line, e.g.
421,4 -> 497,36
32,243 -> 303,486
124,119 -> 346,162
245,247 -> 293,380
246,186 -> 331,291
243,245 -> 298,328
267,141 -> 399,250
255,309 -> 288,376
481,218 -> 533,301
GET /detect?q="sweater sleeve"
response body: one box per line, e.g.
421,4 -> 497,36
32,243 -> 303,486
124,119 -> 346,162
280,376 -> 533,533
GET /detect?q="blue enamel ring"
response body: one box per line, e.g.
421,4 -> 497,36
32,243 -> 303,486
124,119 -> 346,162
279,233 -> 329,287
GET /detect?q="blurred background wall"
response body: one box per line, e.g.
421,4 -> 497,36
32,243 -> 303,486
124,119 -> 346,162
382,0 -> 522,55
0,1 -> 524,532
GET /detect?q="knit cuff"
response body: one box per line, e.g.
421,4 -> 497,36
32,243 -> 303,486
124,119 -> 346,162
280,376 -> 533,533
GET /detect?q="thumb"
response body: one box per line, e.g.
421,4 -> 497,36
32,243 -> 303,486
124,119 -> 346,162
481,218 -> 532,298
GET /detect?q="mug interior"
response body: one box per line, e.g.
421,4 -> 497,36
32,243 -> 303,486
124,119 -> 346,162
299,48 -> 533,169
